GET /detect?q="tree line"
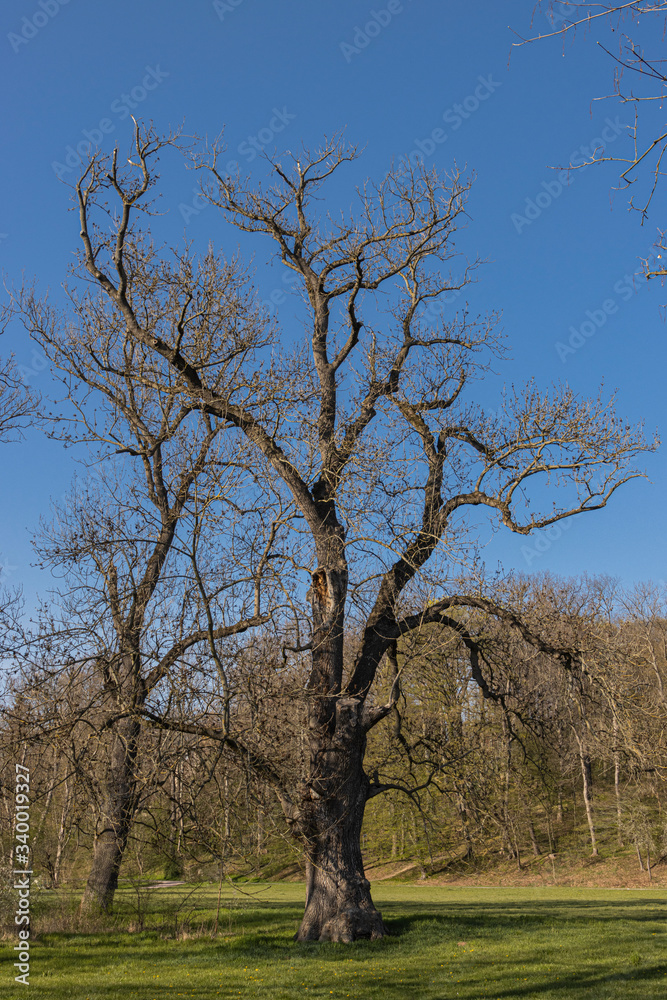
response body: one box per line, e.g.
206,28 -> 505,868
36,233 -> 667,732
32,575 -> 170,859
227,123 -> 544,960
2,572 -> 667,904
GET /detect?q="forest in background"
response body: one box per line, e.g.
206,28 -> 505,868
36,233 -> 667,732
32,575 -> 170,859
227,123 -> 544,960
2,571 -> 666,917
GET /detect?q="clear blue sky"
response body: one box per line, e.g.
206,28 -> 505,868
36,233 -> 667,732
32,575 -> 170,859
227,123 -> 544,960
1,0 -> 665,607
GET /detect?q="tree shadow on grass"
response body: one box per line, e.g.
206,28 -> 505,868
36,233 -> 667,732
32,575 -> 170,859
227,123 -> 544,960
384,897 -> 665,933
383,902 -> 666,999
427,963 -> 667,1000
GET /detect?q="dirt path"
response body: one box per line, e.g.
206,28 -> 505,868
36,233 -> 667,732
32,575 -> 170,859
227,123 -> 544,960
141,880 -> 187,889
361,852 -> 667,889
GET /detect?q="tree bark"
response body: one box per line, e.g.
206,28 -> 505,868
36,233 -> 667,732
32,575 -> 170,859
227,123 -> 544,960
294,697 -> 386,943
80,716 -> 140,913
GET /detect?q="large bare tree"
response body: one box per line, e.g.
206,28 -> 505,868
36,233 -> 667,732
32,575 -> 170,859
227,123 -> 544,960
44,124 -> 653,940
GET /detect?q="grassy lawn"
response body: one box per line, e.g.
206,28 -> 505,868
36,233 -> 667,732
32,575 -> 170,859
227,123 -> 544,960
1,883 -> 666,999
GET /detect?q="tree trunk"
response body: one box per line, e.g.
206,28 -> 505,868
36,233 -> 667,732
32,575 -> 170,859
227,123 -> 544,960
177,765 -> 185,852
291,544 -> 387,942
575,737 -> 598,856
223,773 -> 231,845
501,718 -> 514,858
546,810 -> 556,853
80,716 -> 140,913
257,801 -> 265,855
613,716 -> 623,845
294,697 -> 386,943
528,815 -> 540,856
456,790 -> 474,859
53,777 -> 73,887
34,751 -> 57,848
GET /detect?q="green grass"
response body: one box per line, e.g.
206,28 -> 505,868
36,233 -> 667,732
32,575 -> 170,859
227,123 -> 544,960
2,884 -> 666,998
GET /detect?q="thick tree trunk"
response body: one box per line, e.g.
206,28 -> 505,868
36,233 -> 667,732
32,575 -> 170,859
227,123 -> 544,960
292,530 -> 388,942
295,697 -> 386,943
80,716 -> 140,913
297,820 -> 384,943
